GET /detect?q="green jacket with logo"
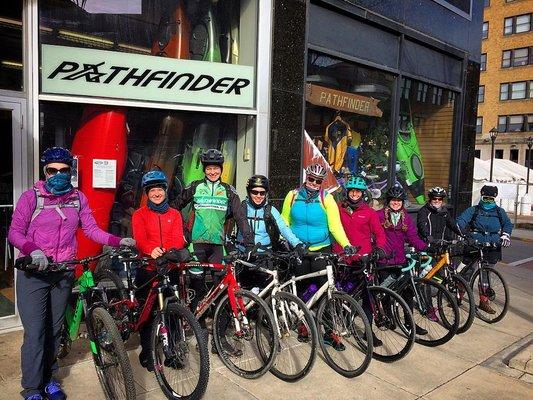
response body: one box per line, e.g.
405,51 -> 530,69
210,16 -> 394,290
174,179 -> 254,246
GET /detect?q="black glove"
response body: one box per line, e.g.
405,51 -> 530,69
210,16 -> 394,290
343,245 -> 358,256
294,243 -> 307,259
374,247 -> 387,260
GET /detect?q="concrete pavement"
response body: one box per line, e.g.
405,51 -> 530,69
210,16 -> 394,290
0,263 -> 531,400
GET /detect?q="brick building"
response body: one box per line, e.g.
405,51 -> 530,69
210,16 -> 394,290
476,0 -> 533,166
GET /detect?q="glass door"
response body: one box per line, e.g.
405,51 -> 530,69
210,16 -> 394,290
0,100 -> 24,330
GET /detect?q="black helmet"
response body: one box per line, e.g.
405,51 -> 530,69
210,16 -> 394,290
41,147 -> 74,166
246,175 -> 269,192
200,149 -> 224,167
386,184 -> 406,202
428,187 -> 447,199
480,185 -> 498,197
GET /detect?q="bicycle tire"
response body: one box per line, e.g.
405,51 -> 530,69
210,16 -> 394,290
94,268 -> 127,304
411,279 -> 459,347
316,291 -> 373,378
446,274 -> 475,334
213,289 -> 279,379
151,302 -> 209,400
471,266 -> 509,323
264,291 -> 318,382
89,306 -> 136,400
366,286 -> 415,362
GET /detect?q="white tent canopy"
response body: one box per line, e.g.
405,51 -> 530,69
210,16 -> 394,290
474,158 -> 530,183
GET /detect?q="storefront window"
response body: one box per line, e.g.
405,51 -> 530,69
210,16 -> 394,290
39,101 -> 255,238
0,3 -> 23,91
305,51 -> 394,199
399,77 -> 457,205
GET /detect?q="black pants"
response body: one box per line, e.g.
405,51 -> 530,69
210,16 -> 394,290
17,270 -> 75,398
294,246 -> 332,296
134,267 -> 179,357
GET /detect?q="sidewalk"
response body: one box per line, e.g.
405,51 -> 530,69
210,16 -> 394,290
512,228 -> 533,242
1,263 -> 532,399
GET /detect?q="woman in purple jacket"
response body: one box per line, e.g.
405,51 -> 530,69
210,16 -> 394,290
378,185 -> 429,334
8,147 -> 135,400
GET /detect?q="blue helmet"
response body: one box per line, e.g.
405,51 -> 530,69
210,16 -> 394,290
345,175 -> 368,191
141,170 -> 168,190
40,147 -> 74,166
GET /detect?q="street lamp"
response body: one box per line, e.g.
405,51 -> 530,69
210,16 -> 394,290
489,127 -> 498,182
526,136 -> 533,194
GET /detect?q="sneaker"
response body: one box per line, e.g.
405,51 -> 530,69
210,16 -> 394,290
43,381 -> 66,400
25,395 -> 44,400
371,332 -> 383,347
478,300 -> 496,314
426,307 -> 439,322
414,324 -> 428,335
139,350 -> 154,372
297,323 -> 310,343
212,338 -> 243,357
323,331 -> 345,351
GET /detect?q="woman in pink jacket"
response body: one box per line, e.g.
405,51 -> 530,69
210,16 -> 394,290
8,147 -> 135,400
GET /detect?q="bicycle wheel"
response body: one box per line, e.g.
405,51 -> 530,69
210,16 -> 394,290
407,279 -> 459,347
366,286 -> 415,362
213,289 -> 278,379
151,302 -> 209,400
263,291 -> 318,382
89,307 -> 136,400
445,274 -> 475,334
471,266 -> 509,323
316,292 -> 373,378
94,268 -> 127,305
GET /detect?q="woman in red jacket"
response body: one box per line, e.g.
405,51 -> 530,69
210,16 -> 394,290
132,170 -> 186,371
333,175 -> 386,346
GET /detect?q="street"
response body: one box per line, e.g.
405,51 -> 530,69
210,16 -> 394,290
502,238 -> 533,264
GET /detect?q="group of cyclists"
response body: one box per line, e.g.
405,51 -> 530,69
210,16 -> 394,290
9,146 -> 513,400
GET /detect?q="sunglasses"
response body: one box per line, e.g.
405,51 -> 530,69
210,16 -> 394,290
481,196 -> 495,203
307,177 -> 323,184
431,198 -> 444,202
45,167 -> 71,175
250,189 -> 267,196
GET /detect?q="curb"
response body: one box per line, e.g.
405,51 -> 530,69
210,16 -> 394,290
482,333 -> 533,380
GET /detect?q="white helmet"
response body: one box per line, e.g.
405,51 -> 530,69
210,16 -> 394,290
305,163 -> 327,179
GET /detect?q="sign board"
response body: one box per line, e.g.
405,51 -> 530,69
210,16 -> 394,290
92,159 -> 117,189
305,83 -> 383,117
41,44 -> 255,108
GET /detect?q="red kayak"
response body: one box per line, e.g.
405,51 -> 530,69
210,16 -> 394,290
72,106 -> 128,271
151,0 -> 190,59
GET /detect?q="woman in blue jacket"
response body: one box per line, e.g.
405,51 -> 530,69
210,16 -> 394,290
456,185 -> 513,314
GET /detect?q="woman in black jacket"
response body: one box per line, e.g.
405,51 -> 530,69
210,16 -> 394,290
417,187 -> 462,243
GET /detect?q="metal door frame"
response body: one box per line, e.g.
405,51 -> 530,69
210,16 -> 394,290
0,97 -> 26,331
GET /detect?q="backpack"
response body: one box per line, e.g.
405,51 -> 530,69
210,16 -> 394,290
468,204 -> 504,235
243,201 -> 284,251
31,187 -> 81,222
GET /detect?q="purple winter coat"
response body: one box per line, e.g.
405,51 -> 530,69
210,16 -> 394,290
8,181 -> 121,262
377,208 -> 427,266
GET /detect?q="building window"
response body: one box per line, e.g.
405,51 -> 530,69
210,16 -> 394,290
432,87 -> 443,105
502,50 -> 512,68
0,3 -> 23,91
476,117 -> 483,134
509,115 -> 525,131
448,91 -> 456,105
417,83 -> 428,102
482,22 -> 489,39
480,53 -> 487,71
512,81 -> 527,99
474,149 -> 481,158
497,114 -> 533,133
401,78 -> 412,99
502,47 -> 533,68
500,81 -> 533,100
478,86 -> 485,103
498,116 -> 507,132
510,149 -> 519,163
528,115 -> 533,131
504,14 -> 532,35
495,149 -> 504,159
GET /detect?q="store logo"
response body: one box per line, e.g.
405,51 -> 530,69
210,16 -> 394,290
41,44 -> 255,108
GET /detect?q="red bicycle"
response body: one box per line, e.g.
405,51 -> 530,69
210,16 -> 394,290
105,248 -> 209,400
176,250 -> 279,379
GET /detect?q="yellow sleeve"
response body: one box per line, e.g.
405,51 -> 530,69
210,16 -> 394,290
324,194 -> 350,248
281,191 -> 294,226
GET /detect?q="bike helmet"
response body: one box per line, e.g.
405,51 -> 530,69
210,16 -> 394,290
428,186 -> 447,199
386,184 -> 406,202
141,170 -> 168,191
345,175 -> 368,191
40,147 -> 74,166
200,149 -> 224,167
305,163 -> 327,179
246,175 -> 270,192
480,185 -> 498,197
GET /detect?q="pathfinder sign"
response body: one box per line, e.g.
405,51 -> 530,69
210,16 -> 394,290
305,83 -> 382,117
41,44 -> 255,108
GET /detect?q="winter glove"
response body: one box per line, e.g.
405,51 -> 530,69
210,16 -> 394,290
119,237 -> 136,247
30,249 -> 49,271
294,243 -> 307,259
343,245 -> 358,256
374,247 -> 387,260
500,233 -> 511,248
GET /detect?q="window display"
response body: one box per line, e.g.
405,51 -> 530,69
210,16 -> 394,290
305,51 -> 394,200
0,2 -> 23,91
39,102 -> 255,258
